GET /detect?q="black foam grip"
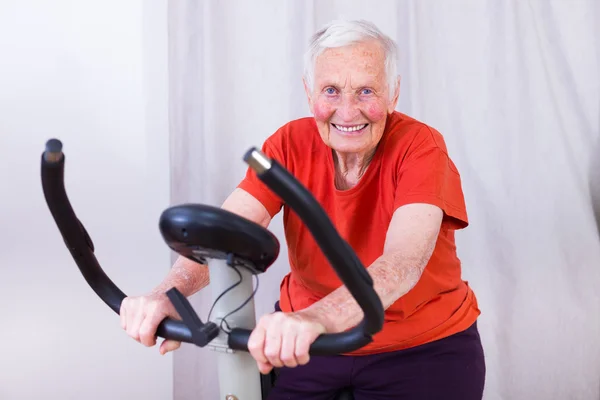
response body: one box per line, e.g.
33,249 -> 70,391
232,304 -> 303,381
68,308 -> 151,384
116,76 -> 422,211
257,161 -> 384,336
227,322 -> 373,356
41,152 -> 194,344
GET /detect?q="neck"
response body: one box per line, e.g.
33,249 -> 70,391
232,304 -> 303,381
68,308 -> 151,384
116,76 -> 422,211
333,147 -> 377,190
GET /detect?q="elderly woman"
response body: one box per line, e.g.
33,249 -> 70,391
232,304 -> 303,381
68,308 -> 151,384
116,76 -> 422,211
121,19 -> 486,399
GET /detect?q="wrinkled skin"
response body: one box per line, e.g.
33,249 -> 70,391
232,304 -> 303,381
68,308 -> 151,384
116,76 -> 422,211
305,39 -> 400,180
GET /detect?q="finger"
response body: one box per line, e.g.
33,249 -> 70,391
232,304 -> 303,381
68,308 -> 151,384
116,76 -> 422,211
138,302 -> 166,346
263,322 -> 283,368
295,333 -> 312,366
248,316 -> 270,364
280,329 -> 298,368
159,339 -> 181,355
120,302 -> 128,330
126,309 -> 146,342
248,322 -> 269,365
138,314 -> 160,347
257,360 -> 273,375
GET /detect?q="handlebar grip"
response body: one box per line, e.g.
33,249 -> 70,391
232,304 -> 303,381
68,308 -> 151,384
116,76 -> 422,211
40,141 -> 195,345
227,323 -> 372,355
242,148 -> 385,354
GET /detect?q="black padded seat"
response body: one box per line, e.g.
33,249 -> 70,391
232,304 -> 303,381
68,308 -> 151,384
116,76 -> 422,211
159,204 -> 280,273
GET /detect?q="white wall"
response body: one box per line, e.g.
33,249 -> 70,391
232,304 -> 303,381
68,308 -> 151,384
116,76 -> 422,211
0,1 -> 172,399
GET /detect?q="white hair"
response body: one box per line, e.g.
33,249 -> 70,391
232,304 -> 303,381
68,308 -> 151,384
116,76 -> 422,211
303,19 -> 399,99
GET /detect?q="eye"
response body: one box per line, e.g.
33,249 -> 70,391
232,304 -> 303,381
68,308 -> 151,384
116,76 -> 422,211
324,87 -> 337,95
361,88 -> 373,95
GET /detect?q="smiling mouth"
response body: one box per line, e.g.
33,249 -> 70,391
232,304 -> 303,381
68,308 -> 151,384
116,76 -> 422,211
331,123 -> 369,133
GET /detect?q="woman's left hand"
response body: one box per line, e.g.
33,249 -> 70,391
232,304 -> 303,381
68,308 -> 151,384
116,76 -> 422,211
247,311 -> 326,374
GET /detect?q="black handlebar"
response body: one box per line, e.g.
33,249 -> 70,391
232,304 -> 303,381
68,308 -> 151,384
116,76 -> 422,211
41,140 -> 385,355
40,139 -> 194,343
228,148 -> 385,354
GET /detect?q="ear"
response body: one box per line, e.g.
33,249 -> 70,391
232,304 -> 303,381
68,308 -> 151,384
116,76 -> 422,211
387,75 -> 401,114
303,77 -> 315,114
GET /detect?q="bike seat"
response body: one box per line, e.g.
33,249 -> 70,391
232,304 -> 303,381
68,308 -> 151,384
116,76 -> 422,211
159,203 -> 280,273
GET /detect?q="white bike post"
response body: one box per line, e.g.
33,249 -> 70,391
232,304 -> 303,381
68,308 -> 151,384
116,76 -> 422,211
205,257 -> 262,400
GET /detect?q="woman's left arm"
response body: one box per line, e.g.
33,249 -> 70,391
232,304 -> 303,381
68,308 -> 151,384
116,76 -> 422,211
247,202 -> 444,374
298,202 -> 444,333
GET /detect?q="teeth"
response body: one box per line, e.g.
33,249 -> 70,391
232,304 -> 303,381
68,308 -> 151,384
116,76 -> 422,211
333,124 -> 367,132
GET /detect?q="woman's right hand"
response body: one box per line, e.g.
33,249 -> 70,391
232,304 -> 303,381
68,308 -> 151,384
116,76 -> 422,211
120,292 -> 183,355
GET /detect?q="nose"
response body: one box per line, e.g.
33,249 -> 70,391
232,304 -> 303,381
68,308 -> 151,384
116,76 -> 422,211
336,94 -> 360,122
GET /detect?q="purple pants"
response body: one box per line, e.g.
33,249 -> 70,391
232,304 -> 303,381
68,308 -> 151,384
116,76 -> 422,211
268,306 -> 485,400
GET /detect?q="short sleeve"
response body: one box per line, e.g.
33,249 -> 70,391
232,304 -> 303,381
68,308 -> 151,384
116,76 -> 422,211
393,129 -> 468,230
237,133 -> 286,218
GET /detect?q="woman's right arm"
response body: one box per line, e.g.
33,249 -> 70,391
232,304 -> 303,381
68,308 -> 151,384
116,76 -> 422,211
119,188 -> 273,354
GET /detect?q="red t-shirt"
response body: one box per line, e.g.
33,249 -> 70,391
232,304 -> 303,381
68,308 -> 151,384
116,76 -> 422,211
237,111 -> 481,355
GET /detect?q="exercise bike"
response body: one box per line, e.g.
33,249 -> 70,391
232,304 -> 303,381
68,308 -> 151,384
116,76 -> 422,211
40,139 -> 385,400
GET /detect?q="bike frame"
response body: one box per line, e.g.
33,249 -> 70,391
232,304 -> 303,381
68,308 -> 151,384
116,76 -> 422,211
40,139 -> 385,400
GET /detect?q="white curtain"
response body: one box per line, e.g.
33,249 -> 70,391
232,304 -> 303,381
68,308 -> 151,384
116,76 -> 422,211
168,1 -> 600,399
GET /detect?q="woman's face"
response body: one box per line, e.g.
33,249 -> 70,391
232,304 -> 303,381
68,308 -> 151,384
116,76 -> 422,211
305,40 -> 399,156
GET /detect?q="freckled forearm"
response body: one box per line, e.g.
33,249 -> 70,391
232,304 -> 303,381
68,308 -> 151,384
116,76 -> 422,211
150,256 -> 210,298
147,189 -> 270,300
298,254 -> 426,334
